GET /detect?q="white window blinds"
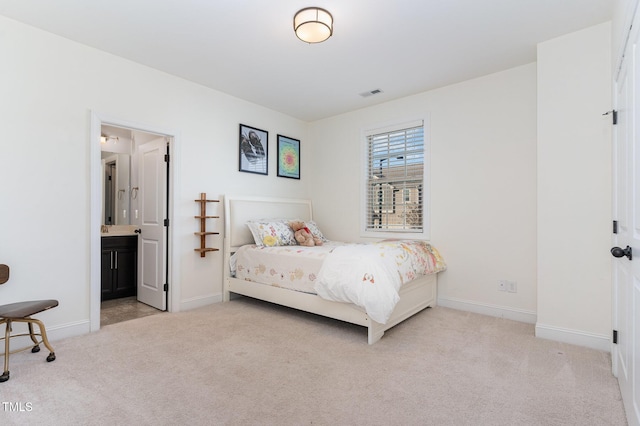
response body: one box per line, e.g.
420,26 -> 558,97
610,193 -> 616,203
365,123 -> 424,233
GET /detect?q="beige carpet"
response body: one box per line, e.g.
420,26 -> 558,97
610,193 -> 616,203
2,297 -> 627,425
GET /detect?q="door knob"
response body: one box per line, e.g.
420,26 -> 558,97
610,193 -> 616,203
611,245 -> 632,260
134,229 -> 142,234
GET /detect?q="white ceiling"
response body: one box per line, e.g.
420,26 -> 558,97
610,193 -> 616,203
0,0 -> 613,122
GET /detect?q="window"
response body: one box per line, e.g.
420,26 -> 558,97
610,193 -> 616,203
364,120 -> 426,236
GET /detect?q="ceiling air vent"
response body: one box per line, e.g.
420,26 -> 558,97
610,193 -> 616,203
360,89 -> 383,98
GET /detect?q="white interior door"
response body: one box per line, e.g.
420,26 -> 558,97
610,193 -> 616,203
137,137 -> 167,310
612,15 -> 640,425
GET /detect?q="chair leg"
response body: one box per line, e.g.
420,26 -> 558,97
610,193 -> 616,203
1,319 -> 11,382
0,316 -> 57,383
27,321 -> 40,353
29,318 -> 55,362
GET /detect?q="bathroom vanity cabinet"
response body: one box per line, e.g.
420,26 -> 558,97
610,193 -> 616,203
101,235 -> 137,301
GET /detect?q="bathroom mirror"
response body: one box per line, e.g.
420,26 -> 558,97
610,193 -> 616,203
102,153 -> 131,225
101,125 -> 133,226
101,125 -> 164,226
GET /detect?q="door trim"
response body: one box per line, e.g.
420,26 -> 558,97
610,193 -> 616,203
90,111 -> 180,331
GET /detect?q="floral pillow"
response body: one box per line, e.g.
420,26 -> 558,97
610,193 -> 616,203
246,219 -> 297,247
300,220 -> 329,242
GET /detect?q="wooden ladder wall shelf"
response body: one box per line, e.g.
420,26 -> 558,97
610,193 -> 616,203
194,192 -> 219,257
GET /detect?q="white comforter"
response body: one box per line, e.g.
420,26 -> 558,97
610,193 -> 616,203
314,240 -> 446,324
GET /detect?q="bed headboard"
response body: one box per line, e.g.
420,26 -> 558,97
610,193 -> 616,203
224,195 -> 313,250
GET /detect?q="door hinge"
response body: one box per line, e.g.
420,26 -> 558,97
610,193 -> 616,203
603,109 -> 618,125
164,283 -> 169,291
613,220 -> 618,234
164,154 -> 170,163
613,329 -> 618,344
164,218 -> 169,227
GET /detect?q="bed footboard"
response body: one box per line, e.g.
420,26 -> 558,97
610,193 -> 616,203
367,273 -> 437,344
226,271 -> 437,345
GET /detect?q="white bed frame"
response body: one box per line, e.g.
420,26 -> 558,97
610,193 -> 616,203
222,194 -> 438,344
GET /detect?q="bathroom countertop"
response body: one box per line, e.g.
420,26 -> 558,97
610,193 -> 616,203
101,225 -> 139,237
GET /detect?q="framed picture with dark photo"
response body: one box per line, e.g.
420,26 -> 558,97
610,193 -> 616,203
277,135 -> 300,179
239,124 -> 268,175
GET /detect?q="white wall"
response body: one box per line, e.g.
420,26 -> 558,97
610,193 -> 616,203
0,15 -> 309,338
536,23 -> 612,350
309,63 -> 539,323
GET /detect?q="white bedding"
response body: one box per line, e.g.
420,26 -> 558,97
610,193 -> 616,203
316,240 -> 446,323
231,240 -> 446,324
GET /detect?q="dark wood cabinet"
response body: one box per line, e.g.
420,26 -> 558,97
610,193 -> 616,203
101,236 -> 137,301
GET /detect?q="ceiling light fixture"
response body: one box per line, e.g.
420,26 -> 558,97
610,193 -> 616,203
293,7 -> 333,44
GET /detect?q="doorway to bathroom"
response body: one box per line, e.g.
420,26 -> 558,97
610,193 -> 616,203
90,112 -> 176,330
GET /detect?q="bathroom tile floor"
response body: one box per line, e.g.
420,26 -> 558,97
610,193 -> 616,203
101,296 -> 162,326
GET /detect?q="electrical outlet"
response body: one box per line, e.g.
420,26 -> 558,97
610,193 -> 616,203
498,280 -> 517,293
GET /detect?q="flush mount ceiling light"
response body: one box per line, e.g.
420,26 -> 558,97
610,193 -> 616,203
294,7 -> 333,43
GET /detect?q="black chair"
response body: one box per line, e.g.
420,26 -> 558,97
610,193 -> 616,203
0,264 -> 58,382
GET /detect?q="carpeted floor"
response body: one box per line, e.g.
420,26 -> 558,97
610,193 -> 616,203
2,297 -> 627,425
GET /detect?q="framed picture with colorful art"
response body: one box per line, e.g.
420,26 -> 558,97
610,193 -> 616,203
277,135 -> 300,179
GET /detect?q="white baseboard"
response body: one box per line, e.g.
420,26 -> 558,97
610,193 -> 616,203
9,320 -> 91,348
437,297 -> 610,351
535,322 -> 611,352
50,320 -> 91,341
179,293 -> 222,311
437,296 -> 537,324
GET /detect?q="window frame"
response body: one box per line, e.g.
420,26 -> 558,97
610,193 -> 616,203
360,118 -> 430,240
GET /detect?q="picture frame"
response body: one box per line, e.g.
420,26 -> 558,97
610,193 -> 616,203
277,135 -> 300,179
239,124 -> 268,175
